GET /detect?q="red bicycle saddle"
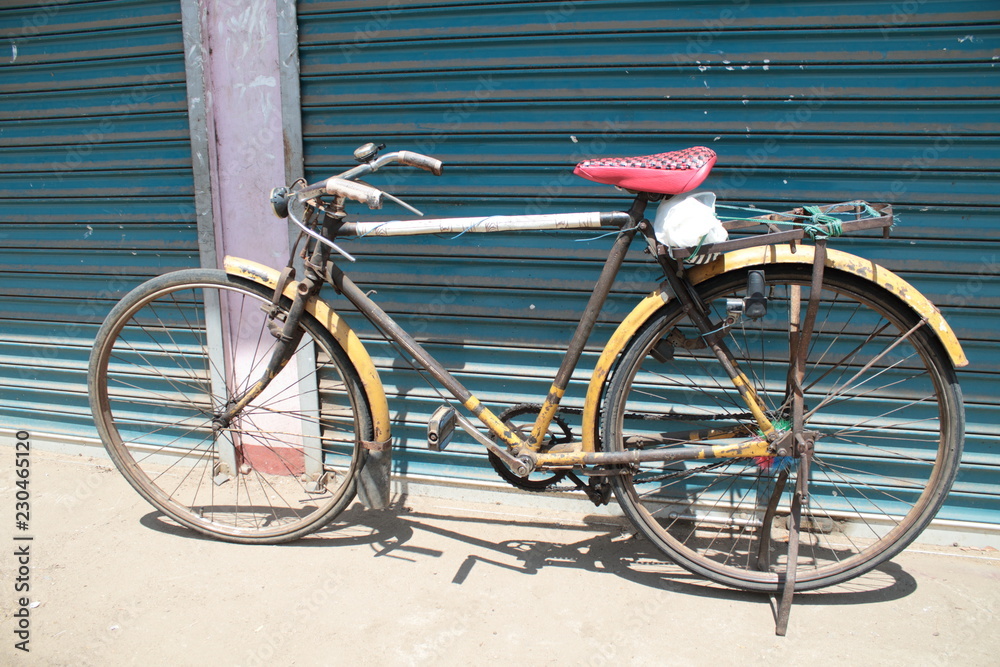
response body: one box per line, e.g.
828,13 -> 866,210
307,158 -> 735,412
573,146 -> 717,195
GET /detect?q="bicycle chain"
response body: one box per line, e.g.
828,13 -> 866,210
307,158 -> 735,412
630,458 -> 735,485
487,404 -> 769,493
556,405 -> 756,423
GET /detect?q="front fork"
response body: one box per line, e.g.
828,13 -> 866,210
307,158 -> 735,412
213,205 -> 336,432
211,276 -> 319,431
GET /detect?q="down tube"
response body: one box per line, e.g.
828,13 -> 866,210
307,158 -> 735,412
324,262 -> 524,449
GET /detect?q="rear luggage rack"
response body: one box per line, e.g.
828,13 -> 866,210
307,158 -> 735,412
668,201 -> 893,262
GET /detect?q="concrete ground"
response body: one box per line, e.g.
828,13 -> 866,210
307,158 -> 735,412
2,448 -> 999,666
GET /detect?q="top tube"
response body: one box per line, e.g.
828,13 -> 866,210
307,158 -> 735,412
339,210 -> 632,237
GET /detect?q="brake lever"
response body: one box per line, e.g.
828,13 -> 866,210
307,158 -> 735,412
382,191 -> 423,217
287,197 -> 357,263
345,177 -> 422,216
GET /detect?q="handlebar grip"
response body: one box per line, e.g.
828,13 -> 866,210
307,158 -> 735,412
324,177 -> 384,209
397,150 -> 444,176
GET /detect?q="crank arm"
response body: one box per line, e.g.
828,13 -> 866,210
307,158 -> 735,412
454,412 -> 535,477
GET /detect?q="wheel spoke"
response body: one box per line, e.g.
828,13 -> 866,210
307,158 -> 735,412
605,265 -> 961,592
91,273 -> 369,543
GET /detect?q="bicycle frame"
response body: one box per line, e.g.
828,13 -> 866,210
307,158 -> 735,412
240,193 -> 782,479
224,190 -> 967,478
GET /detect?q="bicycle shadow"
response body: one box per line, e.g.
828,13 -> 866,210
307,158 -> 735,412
140,495 -> 919,609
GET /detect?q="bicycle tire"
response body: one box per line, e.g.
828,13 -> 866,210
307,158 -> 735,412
88,269 -> 372,543
602,265 -> 963,592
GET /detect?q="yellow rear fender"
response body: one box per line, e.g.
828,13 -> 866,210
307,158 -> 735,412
580,245 -> 968,452
223,256 -> 391,447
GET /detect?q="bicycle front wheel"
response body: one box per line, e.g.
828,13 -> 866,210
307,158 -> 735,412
603,265 -> 963,592
88,269 -> 371,543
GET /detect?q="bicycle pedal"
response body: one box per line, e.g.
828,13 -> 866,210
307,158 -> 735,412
427,404 -> 456,451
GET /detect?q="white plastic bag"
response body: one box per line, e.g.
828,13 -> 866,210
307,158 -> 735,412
653,192 -> 728,262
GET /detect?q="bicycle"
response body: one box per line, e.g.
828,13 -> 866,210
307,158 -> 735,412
88,143 -> 966,632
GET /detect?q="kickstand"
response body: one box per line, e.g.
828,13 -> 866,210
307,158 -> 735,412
753,468 -> 789,572
775,238 -> 825,636
774,449 -> 810,636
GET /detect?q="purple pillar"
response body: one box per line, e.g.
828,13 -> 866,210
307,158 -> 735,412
200,0 -> 292,269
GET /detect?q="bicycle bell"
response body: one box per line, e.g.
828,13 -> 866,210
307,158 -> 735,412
353,142 -> 385,163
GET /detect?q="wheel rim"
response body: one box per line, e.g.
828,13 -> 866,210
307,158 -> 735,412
92,277 -> 366,541
606,267 -> 961,590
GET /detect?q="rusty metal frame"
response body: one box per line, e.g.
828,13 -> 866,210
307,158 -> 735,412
322,223 -> 644,459
302,194 -> 788,476
228,187 -> 966,483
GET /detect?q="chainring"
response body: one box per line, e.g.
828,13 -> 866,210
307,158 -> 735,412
487,404 -> 573,491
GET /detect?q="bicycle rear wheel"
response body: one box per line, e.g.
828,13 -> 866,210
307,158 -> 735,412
88,269 -> 371,543
602,265 -> 963,592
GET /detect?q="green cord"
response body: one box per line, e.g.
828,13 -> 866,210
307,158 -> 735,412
802,205 -> 843,240
685,233 -> 708,262
715,201 -> 886,240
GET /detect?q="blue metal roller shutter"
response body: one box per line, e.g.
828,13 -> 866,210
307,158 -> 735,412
297,0 -> 1000,525
0,0 -> 199,441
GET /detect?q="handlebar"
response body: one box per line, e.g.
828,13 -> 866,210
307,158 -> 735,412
286,148 -> 443,211
271,146 -> 443,262
323,178 -> 384,209
396,150 -> 443,176
332,149 -> 443,186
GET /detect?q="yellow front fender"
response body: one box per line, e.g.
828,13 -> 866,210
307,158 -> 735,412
223,256 -> 391,446
580,245 -> 968,452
